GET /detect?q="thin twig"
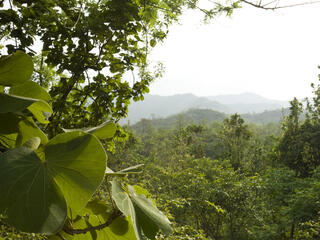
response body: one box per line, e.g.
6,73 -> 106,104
241,0 -> 320,10
72,3 -> 83,29
39,52 -> 44,86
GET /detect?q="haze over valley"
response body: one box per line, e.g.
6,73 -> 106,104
123,92 -> 290,125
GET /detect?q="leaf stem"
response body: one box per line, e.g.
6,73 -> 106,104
62,209 -> 122,235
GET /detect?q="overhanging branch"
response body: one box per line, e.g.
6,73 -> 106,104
240,0 -> 320,10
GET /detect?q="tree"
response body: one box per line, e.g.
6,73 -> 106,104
216,114 -> 252,170
0,0 -> 241,137
278,89 -> 320,177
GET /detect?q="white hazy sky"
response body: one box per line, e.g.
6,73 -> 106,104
148,2 -> 320,101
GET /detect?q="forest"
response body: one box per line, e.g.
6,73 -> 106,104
1,0 -> 320,240
108,91 -> 320,240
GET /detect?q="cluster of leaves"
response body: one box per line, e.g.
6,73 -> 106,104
0,51 -> 172,240
0,0 -> 241,138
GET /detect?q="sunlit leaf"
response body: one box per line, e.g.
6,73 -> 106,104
0,133 -> 17,149
105,164 -> 144,176
0,93 -> 52,123
16,117 -> 48,146
112,181 -> 172,240
0,113 -> 48,146
86,122 -> 116,140
10,81 -> 51,102
45,131 -> 107,217
63,122 -> 117,140
22,137 -> 41,150
49,200 -> 136,240
0,51 -> 33,86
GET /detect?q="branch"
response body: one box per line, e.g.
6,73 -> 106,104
62,209 -> 123,236
241,0 -> 320,10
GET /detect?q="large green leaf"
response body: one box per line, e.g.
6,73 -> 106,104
0,51 -> 33,86
111,181 -> 172,240
0,93 -> 52,123
0,131 -> 107,234
46,131 -> 107,216
0,147 -> 67,234
10,81 -> 51,102
49,200 -> 136,240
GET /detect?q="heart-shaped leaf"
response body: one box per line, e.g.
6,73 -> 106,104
0,51 -> 33,86
0,131 -> 107,234
0,147 -> 67,234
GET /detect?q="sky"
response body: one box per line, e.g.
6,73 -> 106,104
147,1 -> 320,101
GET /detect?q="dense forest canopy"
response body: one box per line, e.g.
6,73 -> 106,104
1,0 -> 320,240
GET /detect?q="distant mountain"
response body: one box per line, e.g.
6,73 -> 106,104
131,108 -> 288,132
131,109 -> 227,132
121,92 -> 290,124
121,93 -> 230,124
207,92 -> 289,114
242,108 -> 290,124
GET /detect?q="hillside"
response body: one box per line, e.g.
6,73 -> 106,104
121,93 -> 229,124
130,108 -> 288,132
122,93 -> 289,124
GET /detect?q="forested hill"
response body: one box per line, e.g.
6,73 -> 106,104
122,93 -> 229,124
130,108 -> 288,132
122,93 -> 289,124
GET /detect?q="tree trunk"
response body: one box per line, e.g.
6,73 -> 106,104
289,222 -> 295,240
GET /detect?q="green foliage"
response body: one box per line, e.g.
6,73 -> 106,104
278,94 -> 320,177
0,51 -> 33,86
0,51 -> 172,239
10,81 -> 52,102
112,180 -> 172,239
216,113 -> 252,170
110,95 -> 320,240
0,0 -> 241,137
49,200 -> 136,240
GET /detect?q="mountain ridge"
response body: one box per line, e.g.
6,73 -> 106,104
121,92 -> 290,124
